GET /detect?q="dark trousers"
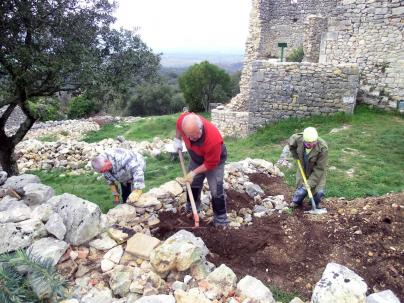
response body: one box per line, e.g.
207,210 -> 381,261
120,182 -> 132,203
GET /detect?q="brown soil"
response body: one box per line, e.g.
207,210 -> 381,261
155,173 -> 404,300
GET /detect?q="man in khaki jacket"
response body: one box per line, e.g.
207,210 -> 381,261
288,127 -> 328,208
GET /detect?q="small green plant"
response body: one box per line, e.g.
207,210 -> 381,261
0,249 -> 67,302
28,97 -> 65,122
286,46 -> 304,63
67,96 -> 97,119
38,134 -> 58,142
375,61 -> 390,73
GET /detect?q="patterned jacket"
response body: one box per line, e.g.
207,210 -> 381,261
101,148 -> 146,189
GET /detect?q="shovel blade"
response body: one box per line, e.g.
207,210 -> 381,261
305,208 -> 328,215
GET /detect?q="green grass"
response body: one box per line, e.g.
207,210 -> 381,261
34,105 -> 403,213
270,286 -> 301,302
32,154 -> 182,213
38,134 -> 59,142
83,112 -> 211,143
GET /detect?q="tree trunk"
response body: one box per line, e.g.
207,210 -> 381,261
0,104 -> 36,176
0,135 -> 18,176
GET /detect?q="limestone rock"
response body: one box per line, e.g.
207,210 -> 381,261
107,204 -> 137,224
29,237 -> 69,266
47,193 -> 101,245
366,290 -> 400,303
45,213 -> 66,240
150,230 -> 208,273
203,264 -> 237,299
126,233 -> 160,259
0,219 -> 47,253
23,183 -> 54,206
81,287 -> 113,303
237,275 -> 275,303
3,174 -> 40,194
89,233 -> 117,250
134,295 -> 176,303
175,288 -> 212,303
31,203 -> 54,222
0,202 -> 31,223
311,263 -> 367,303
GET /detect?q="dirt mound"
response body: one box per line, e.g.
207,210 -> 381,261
155,174 -> 404,300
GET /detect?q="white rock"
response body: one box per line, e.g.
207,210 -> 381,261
311,263 -> 367,303
47,193 -> 102,245
160,180 -> 184,197
23,183 -> 54,206
175,288 -> 212,303
31,203 -> 54,222
150,230 -> 208,273
81,287 -> 113,303
134,192 -> 161,208
366,290 -> 400,303
45,213 -> 66,240
3,174 -> 40,194
237,275 -> 275,303
204,264 -> 237,299
29,237 -> 69,266
125,233 -> 160,259
101,259 -> 116,272
0,219 -> 47,254
135,295 -> 176,303
0,196 -> 20,211
89,233 -> 117,250
0,203 -> 31,223
289,298 -> 305,303
106,204 -> 137,224
104,245 -> 124,264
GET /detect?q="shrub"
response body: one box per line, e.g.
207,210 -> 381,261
286,46 -> 304,62
28,97 -> 65,121
67,96 -> 97,119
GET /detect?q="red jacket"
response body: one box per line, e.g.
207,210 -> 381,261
176,113 -> 227,170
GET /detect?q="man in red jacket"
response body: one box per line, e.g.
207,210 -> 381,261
173,112 -> 228,227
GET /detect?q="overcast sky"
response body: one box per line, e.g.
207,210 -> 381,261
114,0 -> 251,54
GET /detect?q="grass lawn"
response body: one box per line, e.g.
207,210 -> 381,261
83,112 -> 211,143
34,105 -> 404,214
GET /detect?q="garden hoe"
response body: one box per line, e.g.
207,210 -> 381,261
297,159 -> 327,215
178,150 -> 200,228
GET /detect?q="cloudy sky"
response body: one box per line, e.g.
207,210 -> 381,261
114,0 -> 252,53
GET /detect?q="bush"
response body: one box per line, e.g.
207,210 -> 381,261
286,46 -> 304,62
27,97 -> 65,121
67,96 -> 97,119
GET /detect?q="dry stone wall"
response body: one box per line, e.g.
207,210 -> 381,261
319,0 -> 404,109
248,61 -> 359,130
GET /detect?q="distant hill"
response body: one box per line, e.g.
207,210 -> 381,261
160,52 -> 244,74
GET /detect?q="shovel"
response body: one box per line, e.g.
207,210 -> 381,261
297,159 -> 327,215
178,150 -> 200,227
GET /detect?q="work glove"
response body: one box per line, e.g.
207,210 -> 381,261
177,171 -> 196,185
172,138 -> 183,152
127,189 -> 143,203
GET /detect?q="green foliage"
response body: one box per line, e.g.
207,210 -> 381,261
27,98 -> 65,122
67,96 -> 97,119
286,46 -> 305,62
270,286 -> 301,302
178,61 -> 232,112
230,71 -> 242,97
126,82 -> 185,116
0,249 -> 67,302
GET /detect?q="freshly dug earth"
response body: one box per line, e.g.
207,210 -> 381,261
156,174 -> 404,300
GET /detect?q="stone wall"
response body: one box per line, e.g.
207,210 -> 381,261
214,61 -> 359,136
248,61 -> 359,130
303,15 -> 328,63
262,0 -> 337,58
319,0 -> 404,109
211,109 -> 250,138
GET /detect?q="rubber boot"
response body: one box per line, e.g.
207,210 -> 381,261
212,196 -> 228,228
313,191 -> 325,208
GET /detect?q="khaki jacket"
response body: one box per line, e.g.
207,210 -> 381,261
288,133 -> 328,193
